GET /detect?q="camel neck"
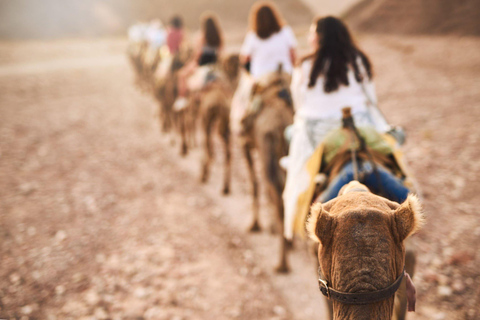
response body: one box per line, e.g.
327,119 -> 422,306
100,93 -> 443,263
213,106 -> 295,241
333,299 -> 394,320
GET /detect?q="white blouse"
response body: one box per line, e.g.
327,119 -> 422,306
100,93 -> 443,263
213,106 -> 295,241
241,26 -> 297,79
291,57 -> 378,120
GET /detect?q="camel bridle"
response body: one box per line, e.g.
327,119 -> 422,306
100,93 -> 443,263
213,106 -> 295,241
315,110 -> 406,305
316,188 -> 410,306
317,267 -> 405,305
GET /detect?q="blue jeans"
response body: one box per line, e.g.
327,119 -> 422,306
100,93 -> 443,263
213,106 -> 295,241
319,161 -> 409,203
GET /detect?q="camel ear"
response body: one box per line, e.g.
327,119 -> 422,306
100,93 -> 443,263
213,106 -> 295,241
394,194 -> 425,241
307,202 -> 335,243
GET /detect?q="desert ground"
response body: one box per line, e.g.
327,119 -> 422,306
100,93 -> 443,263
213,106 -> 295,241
1,17 -> 480,320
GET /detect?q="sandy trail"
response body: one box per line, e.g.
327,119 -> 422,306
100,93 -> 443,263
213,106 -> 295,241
0,42 -> 294,319
1,33 -> 479,320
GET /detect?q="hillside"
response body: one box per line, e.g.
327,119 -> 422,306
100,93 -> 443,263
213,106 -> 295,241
344,0 -> 480,36
0,0 -> 313,40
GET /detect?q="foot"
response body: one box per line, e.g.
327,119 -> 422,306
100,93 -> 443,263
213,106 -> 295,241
285,238 -> 294,250
173,97 -> 188,111
201,169 -> 208,183
222,185 -> 230,195
279,156 -> 289,170
180,144 -> 188,156
248,220 -> 261,232
269,223 -> 279,235
275,263 -> 290,274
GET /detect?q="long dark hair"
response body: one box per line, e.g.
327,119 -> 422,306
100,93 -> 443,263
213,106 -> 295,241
202,14 -> 223,48
307,16 -> 373,93
249,2 -> 284,39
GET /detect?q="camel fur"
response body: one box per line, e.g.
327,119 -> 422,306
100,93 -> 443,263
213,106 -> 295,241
241,70 -> 294,272
307,181 -> 424,320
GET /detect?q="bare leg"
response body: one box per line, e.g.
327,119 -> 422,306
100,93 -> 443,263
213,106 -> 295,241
177,71 -> 188,97
177,61 -> 196,98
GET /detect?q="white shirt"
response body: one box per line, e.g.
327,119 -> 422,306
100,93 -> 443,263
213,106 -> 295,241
128,23 -> 149,42
291,57 -> 378,120
147,27 -> 166,49
241,26 -> 297,79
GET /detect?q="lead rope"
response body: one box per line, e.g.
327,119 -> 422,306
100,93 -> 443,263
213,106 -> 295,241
342,108 -> 385,196
349,130 -> 359,181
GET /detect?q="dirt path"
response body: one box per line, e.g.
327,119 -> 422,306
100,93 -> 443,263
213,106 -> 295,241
0,42 -> 294,319
1,33 -> 479,320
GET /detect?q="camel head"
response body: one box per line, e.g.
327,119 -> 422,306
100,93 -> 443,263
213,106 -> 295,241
307,181 -> 424,320
222,54 -> 240,84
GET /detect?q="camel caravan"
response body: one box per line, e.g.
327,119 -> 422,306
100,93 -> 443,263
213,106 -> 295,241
127,2 -> 424,319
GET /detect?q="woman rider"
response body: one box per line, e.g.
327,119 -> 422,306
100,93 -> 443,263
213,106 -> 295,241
240,1 -> 297,79
283,16 -> 409,240
231,2 -> 297,131
174,13 -> 223,110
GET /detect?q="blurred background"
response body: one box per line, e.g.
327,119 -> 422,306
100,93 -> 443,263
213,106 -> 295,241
1,0 -> 479,319
1,0 -> 479,39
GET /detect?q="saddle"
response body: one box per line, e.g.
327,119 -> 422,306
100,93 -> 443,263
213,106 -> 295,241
292,108 -> 417,238
240,71 -> 293,138
322,126 -> 403,183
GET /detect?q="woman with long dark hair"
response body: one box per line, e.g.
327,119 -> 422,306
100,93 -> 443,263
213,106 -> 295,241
283,17 -> 407,240
292,16 -> 376,122
174,13 -> 223,110
240,1 -> 297,79
231,1 -> 297,132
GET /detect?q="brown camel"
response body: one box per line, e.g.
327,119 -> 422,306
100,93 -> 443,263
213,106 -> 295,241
307,181 -> 424,320
241,69 -> 294,272
127,41 -> 149,89
142,47 -> 162,87
182,55 -> 240,194
152,49 -> 191,134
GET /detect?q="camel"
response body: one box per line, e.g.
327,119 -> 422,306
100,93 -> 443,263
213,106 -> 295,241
198,55 -> 240,194
241,69 -> 294,272
292,108 -> 420,319
307,181 -> 424,320
127,40 -> 149,89
141,46 -> 162,87
152,49 -> 191,134
179,55 -> 240,194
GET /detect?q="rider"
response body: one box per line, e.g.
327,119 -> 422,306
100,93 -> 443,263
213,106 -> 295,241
283,16 -> 409,240
144,20 -> 166,72
166,15 -> 184,55
173,13 -> 223,110
231,1 -> 297,132
127,21 -> 149,57
146,19 -> 166,50
240,1 -> 297,79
